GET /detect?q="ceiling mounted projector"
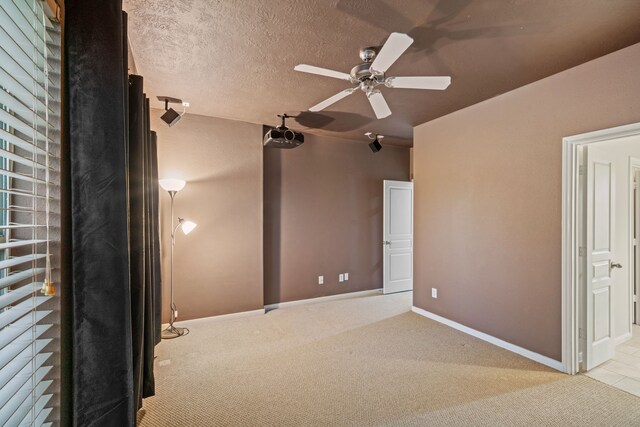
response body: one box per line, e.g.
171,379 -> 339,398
157,95 -> 188,127
365,132 -> 384,153
264,114 -> 304,149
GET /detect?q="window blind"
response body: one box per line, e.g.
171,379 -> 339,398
0,1 -> 60,426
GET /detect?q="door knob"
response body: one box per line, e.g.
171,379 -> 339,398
383,241 -> 391,245
611,262 -> 623,269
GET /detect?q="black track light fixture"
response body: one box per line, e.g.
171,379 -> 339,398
365,132 -> 384,153
157,96 -> 188,127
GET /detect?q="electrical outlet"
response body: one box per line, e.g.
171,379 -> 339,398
431,288 -> 438,299
344,273 -> 349,281
318,276 -> 324,285
339,274 -> 344,282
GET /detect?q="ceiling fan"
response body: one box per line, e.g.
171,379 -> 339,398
294,32 -> 451,119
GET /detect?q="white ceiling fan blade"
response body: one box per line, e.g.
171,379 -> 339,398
294,64 -> 351,81
370,32 -> 414,73
386,76 -> 451,90
367,91 -> 392,119
309,88 -> 356,112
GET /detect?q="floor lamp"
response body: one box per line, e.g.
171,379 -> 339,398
159,178 -> 197,339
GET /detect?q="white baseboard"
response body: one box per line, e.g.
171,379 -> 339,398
615,332 -> 633,346
163,308 -> 265,328
265,289 -> 383,312
411,306 -> 565,372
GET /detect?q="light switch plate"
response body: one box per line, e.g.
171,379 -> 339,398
344,273 -> 349,281
339,274 -> 344,282
432,288 -> 438,299
318,276 -> 324,285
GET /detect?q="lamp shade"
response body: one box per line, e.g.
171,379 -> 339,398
159,178 -> 186,192
180,220 -> 197,235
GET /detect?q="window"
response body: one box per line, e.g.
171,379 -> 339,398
0,0 -> 61,425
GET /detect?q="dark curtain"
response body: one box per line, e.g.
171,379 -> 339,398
150,132 -> 163,346
128,74 -> 147,410
64,1 -> 160,425
128,74 -> 158,413
65,1 -> 133,425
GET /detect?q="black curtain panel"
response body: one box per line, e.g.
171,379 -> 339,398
150,131 -> 163,346
128,76 -> 159,412
128,74 -> 147,411
64,0 -> 135,425
64,1 -> 160,425
128,77 -> 159,408
142,97 -> 157,399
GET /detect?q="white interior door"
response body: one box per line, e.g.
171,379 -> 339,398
383,180 -> 413,294
585,146 -> 617,370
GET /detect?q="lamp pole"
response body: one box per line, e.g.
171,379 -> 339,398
162,189 -> 187,339
159,178 -> 195,339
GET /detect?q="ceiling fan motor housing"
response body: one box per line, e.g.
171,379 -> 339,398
351,48 -> 385,92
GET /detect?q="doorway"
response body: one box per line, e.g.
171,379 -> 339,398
562,122 -> 640,381
383,180 -> 413,294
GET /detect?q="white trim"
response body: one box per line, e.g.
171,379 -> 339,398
630,159 -> 640,328
615,332 -> 632,346
562,122 -> 640,375
563,123 -> 640,145
265,289 -> 384,311
561,137 -> 578,374
629,158 -> 640,332
412,306 -> 566,372
162,308 -> 265,328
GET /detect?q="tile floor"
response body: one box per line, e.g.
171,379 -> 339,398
586,324 -> 640,397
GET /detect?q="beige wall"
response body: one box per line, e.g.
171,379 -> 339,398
264,133 -> 410,305
152,110 -> 264,321
127,40 -> 137,75
409,147 -> 414,181
413,43 -> 640,361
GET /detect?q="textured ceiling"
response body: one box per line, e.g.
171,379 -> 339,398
123,0 -> 640,146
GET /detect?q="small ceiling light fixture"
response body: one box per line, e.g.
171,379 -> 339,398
365,132 -> 384,153
157,96 -> 189,127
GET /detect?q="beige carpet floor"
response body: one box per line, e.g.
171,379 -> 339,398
139,292 -> 640,426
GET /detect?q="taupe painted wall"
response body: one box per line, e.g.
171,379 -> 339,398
413,43 -> 640,361
264,133 -> 410,305
152,110 -> 264,321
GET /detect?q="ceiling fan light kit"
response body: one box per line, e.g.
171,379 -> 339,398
295,32 -> 452,119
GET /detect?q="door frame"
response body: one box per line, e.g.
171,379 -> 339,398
562,122 -> 640,374
630,160 -> 640,326
383,180 -> 414,295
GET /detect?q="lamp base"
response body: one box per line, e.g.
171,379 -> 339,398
161,324 -> 189,340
